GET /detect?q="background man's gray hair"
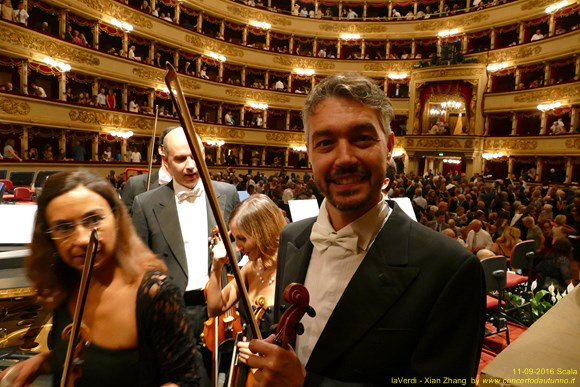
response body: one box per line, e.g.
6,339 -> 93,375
302,73 -> 394,139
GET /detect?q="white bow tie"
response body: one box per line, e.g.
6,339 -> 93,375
310,222 -> 358,254
177,187 -> 202,203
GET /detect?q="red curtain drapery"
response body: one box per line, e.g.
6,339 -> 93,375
29,61 -> 60,77
129,35 -> 151,46
30,0 -> 59,15
525,15 -> 549,27
66,72 -> 93,84
180,51 -> 198,60
68,13 -> 95,27
225,21 -> 245,31
99,22 -> 124,37
555,2 -> 580,16
181,5 -> 198,16
495,23 -> 519,33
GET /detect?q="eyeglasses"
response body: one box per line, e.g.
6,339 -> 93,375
46,213 -> 110,240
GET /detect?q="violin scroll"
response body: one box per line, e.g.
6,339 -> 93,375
273,283 -> 315,348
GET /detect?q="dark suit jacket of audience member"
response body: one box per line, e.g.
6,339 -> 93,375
425,220 -> 451,232
121,170 -> 160,212
131,180 -> 240,291
275,201 -> 486,386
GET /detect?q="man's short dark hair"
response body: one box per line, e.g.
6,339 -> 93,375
302,73 -> 394,140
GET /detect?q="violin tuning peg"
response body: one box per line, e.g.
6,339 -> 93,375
279,304 -> 288,313
295,323 -> 304,336
306,306 -> 316,318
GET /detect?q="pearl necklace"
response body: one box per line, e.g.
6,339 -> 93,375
255,258 -> 275,286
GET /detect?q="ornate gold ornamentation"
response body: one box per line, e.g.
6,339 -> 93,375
486,139 -> 538,150
0,97 -> 30,115
272,56 -> 335,70
180,77 -> 202,90
414,67 -> 484,80
0,25 -> 100,66
185,35 -> 245,57
225,89 -> 291,104
226,5 -> 291,26
514,84 -> 580,103
76,0 -> 153,29
197,125 -> 245,140
266,132 -> 306,143
69,109 -> 153,131
464,139 -> 474,148
363,62 -> 415,72
318,23 -> 387,34
416,139 -> 462,148
415,13 -> 489,31
406,138 -> 414,147
132,68 -> 164,83
487,46 -> 542,63
565,139 -> 580,149
521,0 -> 554,11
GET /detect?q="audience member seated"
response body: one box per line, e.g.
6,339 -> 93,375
13,2 -> 28,25
550,118 -> 566,135
43,144 -> 54,161
1,0 -> 13,21
530,29 -> 545,42
200,66 -> 210,79
31,82 -> 47,98
2,138 -> 22,161
128,45 -> 142,61
28,147 -> 39,160
224,111 -> 235,125
102,146 -> 114,161
491,226 -> 521,259
536,238 -> 574,292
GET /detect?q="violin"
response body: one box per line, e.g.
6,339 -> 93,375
202,272 -> 244,354
273,283 -> 315,348
60,229 -> 99,387
202,227 -> 244,354
228,284 -> 314,387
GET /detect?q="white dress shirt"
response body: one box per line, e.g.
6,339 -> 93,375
174,181 -> 210,290
296,199 -> 390,365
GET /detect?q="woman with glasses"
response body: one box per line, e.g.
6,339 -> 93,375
0,171 -> 205,386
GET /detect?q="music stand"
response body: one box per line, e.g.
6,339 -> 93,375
8,171 -> 35,188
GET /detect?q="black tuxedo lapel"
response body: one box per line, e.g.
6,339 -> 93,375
306,204 -> 421,372
153,185 -> 188,279
275,220 -> 315,321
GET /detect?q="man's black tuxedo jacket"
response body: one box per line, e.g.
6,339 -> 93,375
121,170 -> 160,212
131,180 -> 240,291
275,201 -> 486,386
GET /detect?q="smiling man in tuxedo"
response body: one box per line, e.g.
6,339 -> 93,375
242,74 -> 486,386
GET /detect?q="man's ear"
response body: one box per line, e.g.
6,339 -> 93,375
387,132 -> 395,159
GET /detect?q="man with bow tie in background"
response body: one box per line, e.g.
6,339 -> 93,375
131,126 -> 239,343
242,74 -> 486,386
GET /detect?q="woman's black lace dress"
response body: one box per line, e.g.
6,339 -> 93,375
51,271 -> 202,386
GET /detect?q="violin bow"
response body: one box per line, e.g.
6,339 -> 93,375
164,63 -> 261,340
60,229 -> 98,387
145,104 -> 160,192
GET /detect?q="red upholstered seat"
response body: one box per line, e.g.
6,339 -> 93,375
506,272 -> 528,288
